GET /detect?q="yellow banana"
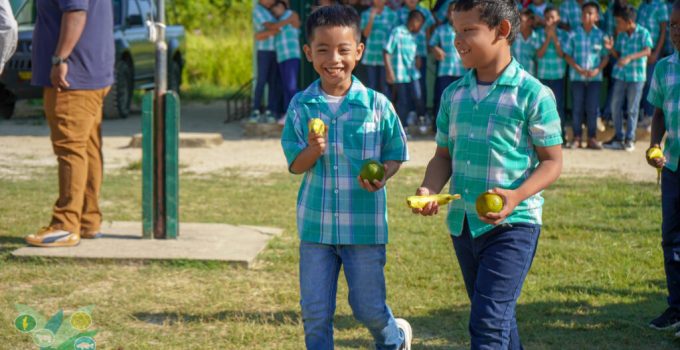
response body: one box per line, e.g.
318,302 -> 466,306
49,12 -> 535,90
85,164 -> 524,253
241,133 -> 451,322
308,118 -> 326,135
647,147 -> 663,185
406,194 -> 461,209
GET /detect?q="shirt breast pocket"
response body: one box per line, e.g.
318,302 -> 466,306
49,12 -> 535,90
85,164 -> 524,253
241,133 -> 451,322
342,120 -> 380,160
486,114 -> 523,153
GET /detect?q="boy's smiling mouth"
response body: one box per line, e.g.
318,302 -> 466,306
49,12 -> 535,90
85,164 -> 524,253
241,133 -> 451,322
324,66 -> 344,75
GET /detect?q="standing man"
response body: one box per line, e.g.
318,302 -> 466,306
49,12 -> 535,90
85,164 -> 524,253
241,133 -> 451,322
25,0 -> 114,247
0,0 -> 17,74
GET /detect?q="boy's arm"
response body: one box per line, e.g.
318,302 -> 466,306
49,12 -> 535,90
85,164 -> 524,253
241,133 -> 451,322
647,108 -> 667,168
290,138 -> 326,174
651,21 -> 668,64
412,146 -> 453,216
384,52 -> 395,84
564,53 -> 588,77
255,29 -> 278,41
263,12 -> 300,30
553,32 -> 565,57
618,47 -> 652,66
536,32 -> 551,58
363,9 -> 378,38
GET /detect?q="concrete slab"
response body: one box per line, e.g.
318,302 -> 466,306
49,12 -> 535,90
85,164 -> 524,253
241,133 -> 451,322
11,221 -> 283,267
127,133 -> 224,148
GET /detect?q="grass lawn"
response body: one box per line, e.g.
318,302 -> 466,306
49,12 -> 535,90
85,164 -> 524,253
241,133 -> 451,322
0,167 -> 677,349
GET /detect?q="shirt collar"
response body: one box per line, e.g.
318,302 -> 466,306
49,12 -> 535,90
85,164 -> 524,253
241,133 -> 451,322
461,58 -> 522,88
670,51 -> 679,64
298,76 -> 371,108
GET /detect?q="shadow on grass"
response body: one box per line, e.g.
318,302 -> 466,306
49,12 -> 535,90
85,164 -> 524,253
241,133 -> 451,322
0,235 -> 25,255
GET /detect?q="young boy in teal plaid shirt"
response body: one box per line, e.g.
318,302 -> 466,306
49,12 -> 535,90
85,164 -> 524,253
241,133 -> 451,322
638,0 -> 670,125
361,0 -> 398,96
512,9 -> 540,75
646,0 -> 680,334
281,5 -> 412,349
603,4 -> 653,152
536,6 -> 570,144
271,1 -> 301,123
412,0 -> 563,348
559,0 -> 586,31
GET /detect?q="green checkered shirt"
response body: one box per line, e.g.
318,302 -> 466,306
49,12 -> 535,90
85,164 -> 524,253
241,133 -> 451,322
435,59 -> 563,238
647,52 -> 680,172
512,31 -> 540,76
361,7 -> 398,66
280,77 -> 409,244
637,0 -> 670,48
536,28 -> 569,79
275,11 -> 301,63
253,3 -> 275,51
435,0 -> 455,23
384,25 -> 420,83
565,26 -> 609,81
560,0 -> 584,30
613,25 -> 653,82
398,5 -> 435,57
429,23 -> 467,77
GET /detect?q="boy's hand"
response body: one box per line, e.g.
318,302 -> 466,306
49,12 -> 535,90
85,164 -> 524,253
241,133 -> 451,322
307,129 -> 327,157
587,68 -> 600,78
356,163 -> 388,192
603,36 -> 613,51
411,187 -> 440,216
646,145 -> 667,168
617,56 -> 631,67
479,188 -> 520,226
649,51 -> 659,65
575,66 -> 588,77
432,47 -> 445,61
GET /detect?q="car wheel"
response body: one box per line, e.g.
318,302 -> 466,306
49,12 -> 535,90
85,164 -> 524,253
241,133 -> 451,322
168,59 -> 182,95
0,87 -> 16,119
104,60 -> 133,119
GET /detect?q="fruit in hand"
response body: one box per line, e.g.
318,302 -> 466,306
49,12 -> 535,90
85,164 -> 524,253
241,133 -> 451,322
476,192 -> 504,217
308,118 -> 326,135
647,146 -> 663,185
406,194 -> 461,209
359,160 -> 385,183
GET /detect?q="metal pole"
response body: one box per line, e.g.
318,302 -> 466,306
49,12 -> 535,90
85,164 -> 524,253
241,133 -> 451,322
154,0 -> 168,239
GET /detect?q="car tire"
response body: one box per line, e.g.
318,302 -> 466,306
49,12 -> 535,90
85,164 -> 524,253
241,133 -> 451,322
104,59 -> 133,119
168,58 -> 182,95
0,87 -> 16,119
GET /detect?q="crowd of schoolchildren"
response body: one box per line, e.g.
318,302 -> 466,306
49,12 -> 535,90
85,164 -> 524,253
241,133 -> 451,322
252,0 -> 674,152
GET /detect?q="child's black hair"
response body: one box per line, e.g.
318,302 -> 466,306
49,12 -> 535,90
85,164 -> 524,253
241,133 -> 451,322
581,1 -> 600,13
520,8 -> 534,18
453,0 -> 521,44
273,0 -> 288,10
306,5 -> 362,43
544,5 -> 559,16
408,9 -> 426,23
613,4 -> 637,22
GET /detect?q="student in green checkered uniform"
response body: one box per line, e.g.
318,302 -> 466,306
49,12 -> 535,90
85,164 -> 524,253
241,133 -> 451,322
563,1 -> 610,149
536,6 -> 570,145
638,0 -> 670,123
413,0 -> 563,348
646,0 -> 680,332
271,1 -> 301,123
603,4 -> 653,151
384,10 -> 426,128
430,1 -> 467,122
361,0 -> 398,96
512,9 -> 540,75
560,0 -> 586,31
281,5 -> 413,349
527,0 -> 548,26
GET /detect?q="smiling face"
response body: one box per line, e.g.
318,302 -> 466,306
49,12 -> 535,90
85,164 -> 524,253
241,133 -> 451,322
303,26 -> 364,93
452,7 -> 508,70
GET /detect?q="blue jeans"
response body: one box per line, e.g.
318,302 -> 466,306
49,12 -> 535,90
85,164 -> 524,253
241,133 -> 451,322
571,81 -> 601,139
417,56 -> 427,109
394,81 -> 425,127
434,75 -> 460,125
611,79 -> 645,141
253,50 -> 282,113
541,78 -> 566,138
662,166 -> 680,309
641,61 -> 656,117
299,242 -> 404,350
452,217 -> 541,350
279,58 -> 300,113
366,65 -> 389,97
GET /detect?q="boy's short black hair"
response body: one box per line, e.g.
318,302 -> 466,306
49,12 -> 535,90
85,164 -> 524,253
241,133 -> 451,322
306,5 -> 362,42
273,0 -> 287,9
613,4 -> 636,22
581,1 -> 599,13
544,5 -> 558,16
408,9 -> 426,23
454,0 -> 521,44
520,8 -> 534,18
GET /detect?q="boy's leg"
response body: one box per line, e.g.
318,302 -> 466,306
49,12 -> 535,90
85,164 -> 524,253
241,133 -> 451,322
418,56 -> 428,110
610,79 -> 626,142
585,81 -> 602,140
451,216 -> 478,301
467,223 -> 541,350
299,242 -> 342,350
395,83 -> 410,127
268,55 -> 284,116
280,59 -> 300,113
662,168 -> 680,310
253,50 -> 274,113
624,81 -> 645,142
342,245 -> 404,350
366,65 -> 378,93
641,62 -> 656,119
378,65 -> 390,98
571,82 -> 585,143
410,79 -> 426,117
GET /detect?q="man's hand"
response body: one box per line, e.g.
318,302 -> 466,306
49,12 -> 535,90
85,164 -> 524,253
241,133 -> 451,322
50,63 -> 69,91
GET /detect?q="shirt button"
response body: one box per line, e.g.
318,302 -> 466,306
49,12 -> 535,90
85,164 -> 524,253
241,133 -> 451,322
465,189 -> 469,194
466,160 -> 471,165
473,106 -> 478,111
470,133 -> 474,137
332,120 -> 336,124
334,189 -> 339,194
333,165 -> 338,170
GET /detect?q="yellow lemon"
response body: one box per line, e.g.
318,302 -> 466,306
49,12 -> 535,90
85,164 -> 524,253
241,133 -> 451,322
308,118 -> 326,135
476,192 -> 504,216
360,160 -> 385,183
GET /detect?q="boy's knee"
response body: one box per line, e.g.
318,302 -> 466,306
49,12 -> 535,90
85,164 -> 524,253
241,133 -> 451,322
350,304 -> 389,330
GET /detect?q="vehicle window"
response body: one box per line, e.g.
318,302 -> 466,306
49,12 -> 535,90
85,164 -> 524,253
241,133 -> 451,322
14,0 -> 35,26
126,0 -> 142,26
113,0 -> 121,25
137,0 -> 155,21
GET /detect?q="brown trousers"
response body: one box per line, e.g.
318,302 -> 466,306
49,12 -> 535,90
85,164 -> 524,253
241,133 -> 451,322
44,87 -> 110,234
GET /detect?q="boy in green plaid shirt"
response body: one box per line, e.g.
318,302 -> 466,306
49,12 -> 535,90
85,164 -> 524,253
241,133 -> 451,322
361,0 -> 398,96
271,1 -> 301,123
560,0 -> 586,31
512,9 -> 540,75
280,5 -> 412,349
536,6 -> 570,144
603,4 -> 653,151
646,0 -> 680,333
638,0 -> 670,124
412,0 -> 563,348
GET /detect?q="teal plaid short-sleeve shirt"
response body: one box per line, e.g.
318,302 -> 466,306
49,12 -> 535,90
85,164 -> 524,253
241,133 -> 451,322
275,10 -> 301,63
612,25 -> 653,82
560,0 -> 584,30
384,25 -> 420,83
398,5 -> 435,57
361,7 -> 398,66
565,26 -> 609,81
536,28 -> 569,79
254,3 -> 276,51
430,23 -> 466,77
647,52 -> 680,171
512,31 -> 540,76
281,77 -> 409,245
435,59 -> 563,238
637,0 -> 670,47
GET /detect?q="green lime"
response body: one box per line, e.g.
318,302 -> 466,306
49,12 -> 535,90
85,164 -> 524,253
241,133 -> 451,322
359,160 -> 385,183
476,192 -> 504,216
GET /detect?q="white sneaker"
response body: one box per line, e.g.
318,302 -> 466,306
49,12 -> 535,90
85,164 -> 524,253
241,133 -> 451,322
395,318 -> 412,350
597,117 -> 606,132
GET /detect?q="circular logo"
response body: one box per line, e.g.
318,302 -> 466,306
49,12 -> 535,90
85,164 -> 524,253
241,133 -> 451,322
70,311 -> 93,331
74,336 -> 96,350
32,329 -> 55,347
14,314 -> 37,333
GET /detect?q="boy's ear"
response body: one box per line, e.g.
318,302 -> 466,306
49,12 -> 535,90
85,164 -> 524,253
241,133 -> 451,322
356,42 -> 365,61
498,19 -> 512,40
303,44 -> 313,62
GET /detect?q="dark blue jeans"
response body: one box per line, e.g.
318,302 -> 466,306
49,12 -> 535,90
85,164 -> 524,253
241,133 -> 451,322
452,217 -> 541,350
394,80 -> 425,127
571,81 -> 601,139
417,56 -> 427,109
434,75 -> 460,124
366,65 -> 389,97
662,166 -> 680,310
299,242 -> 404,350
279,58 -> 300,113
254,50 -> 283,113
641,61 -> 656,118
541,78 -> 566,138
